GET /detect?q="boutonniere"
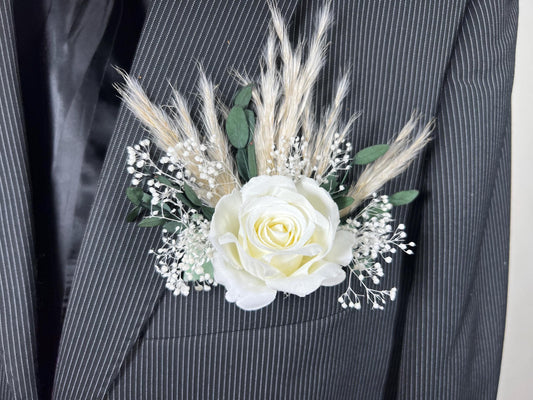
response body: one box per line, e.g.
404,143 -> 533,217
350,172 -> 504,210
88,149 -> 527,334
117,3 -> 432,311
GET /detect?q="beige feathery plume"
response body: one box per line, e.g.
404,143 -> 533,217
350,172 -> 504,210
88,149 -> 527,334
197,69 -> 229,163
114,70 -> 181,151
308,74 -> 359,179
270,3 -> 303,157
168,87 -> 203,146
300,93 -> 317,168
340,116 -> 434,217
246,2 -> 334,175
197,68 -> 240,193
167,87 -> 226,204
250,26 -> 280,174
116,69 -> 239,206
271,2 -> 332,167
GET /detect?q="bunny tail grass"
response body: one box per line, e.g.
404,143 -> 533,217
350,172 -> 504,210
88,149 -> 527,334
341,116 -> 434,217
116,69 -> 240,205
114,69 -> 181,151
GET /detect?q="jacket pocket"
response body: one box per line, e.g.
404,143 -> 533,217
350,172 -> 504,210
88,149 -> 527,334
143,284 -> 347,339
110,311 -> 384,400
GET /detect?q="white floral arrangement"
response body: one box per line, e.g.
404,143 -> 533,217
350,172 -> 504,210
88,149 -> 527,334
118,3 -> 432,311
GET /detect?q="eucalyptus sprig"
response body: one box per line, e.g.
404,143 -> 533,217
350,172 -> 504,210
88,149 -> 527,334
225,84 -> 258,182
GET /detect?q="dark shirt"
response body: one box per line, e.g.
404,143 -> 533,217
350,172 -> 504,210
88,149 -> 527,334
13,0 -> 148,397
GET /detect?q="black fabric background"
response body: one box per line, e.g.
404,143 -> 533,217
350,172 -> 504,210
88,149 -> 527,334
13,1 -> 148,398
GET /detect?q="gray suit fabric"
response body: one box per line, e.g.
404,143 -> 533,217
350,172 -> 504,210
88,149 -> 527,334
0,0 -> 518,399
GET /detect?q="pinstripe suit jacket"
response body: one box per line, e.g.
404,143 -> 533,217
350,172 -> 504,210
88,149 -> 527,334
0,0 -> 518,399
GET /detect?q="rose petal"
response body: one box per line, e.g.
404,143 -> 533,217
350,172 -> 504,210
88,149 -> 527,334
240,175 -> 295,201
212,253 -> 277,310
296,177 -> 340,227
218,232 -> 281,279
267,261 -> 345,296
210,189 -> 242,237
315,262 -> 347,286
326,230 -> 356,266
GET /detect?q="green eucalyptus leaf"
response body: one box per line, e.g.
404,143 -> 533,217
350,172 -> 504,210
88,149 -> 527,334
366,205 -> 387,218
157,203 -> 174,219
225,106 -> 249,149
201,206 -> 215,221
138,217 -> 164,228
185,260 -> 215,282
244,109 -> 255,137
353,144 -> 390,165
247,142 -> 258,179
163,220 -> 183,232
156,175 -> 179,189
126,207 -> 141,222
175,192 -> 195,209
320,175 -> 338,193
334,196 -> 354,210
334,184 -> 348,198
183,184 -> 202,206
126,187 -> 144,206
138,204 -> 152,213
202,260 -> 214,276
388,190 -> 419,206
236,148 -> 249,181
141,193 -> 153,207
234,85 -> 253,108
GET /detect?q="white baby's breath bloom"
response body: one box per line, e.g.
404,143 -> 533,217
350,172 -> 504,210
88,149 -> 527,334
209,175 -> 355,310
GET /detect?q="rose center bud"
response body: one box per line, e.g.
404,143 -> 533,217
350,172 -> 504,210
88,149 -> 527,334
255,216 -> 298,250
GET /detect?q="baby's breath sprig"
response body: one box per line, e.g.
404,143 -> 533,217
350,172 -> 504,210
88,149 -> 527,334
125,138 -> 218,293
150,212 -> 215,296
125,139 -> 214,225
338,194 -> 417,310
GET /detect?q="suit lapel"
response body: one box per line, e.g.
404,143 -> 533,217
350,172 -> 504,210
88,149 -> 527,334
0,2 -> 39,399
53,1 -> 299,398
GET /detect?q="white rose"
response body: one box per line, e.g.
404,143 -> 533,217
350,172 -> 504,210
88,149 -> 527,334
209,175 -> 355,310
